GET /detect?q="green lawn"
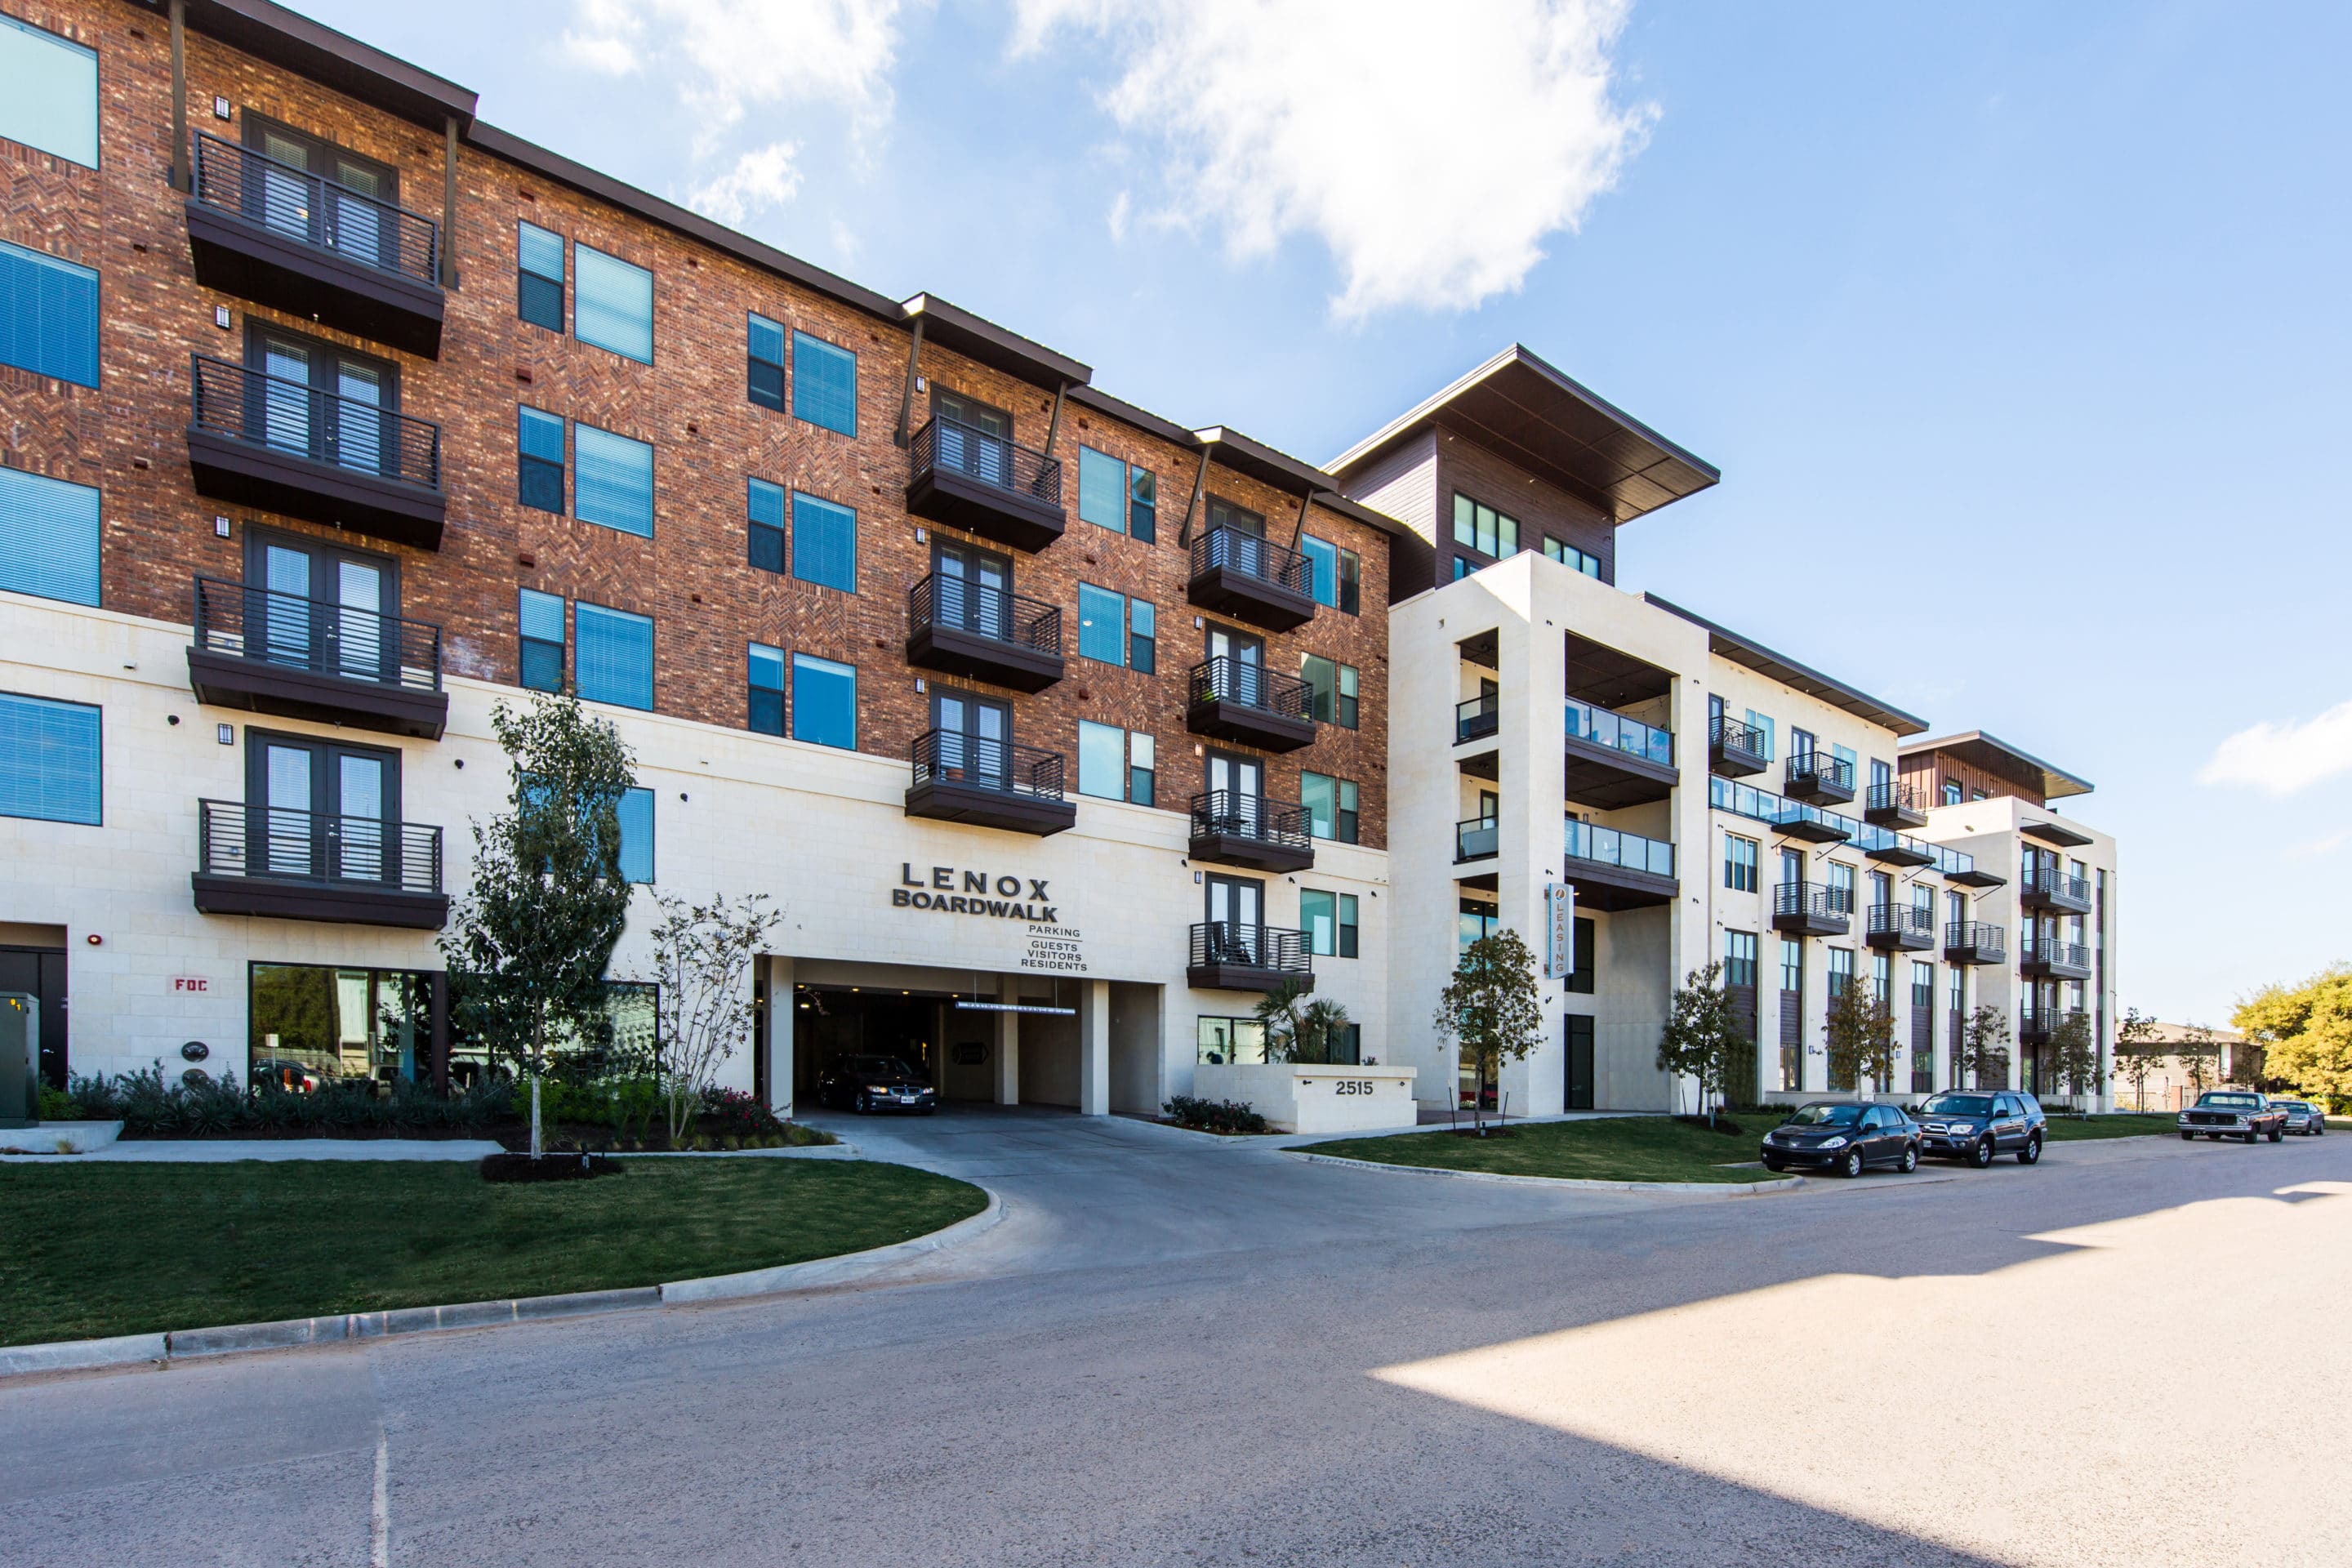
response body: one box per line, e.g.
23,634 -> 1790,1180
0,1158 -> 986,1347
1309,1116 -> 1787,1185
2038,1113 -> 2183,1142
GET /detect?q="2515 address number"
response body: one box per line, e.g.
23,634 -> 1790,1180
1332,1080 -> 1376,1096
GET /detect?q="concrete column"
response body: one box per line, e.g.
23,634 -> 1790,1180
1494,572 -> 1568,1116
764,955 -> 795,1116
993,975 -> 1021,1105
1079,978 -> 1110,1116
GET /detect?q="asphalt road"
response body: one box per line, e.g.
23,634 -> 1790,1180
4,1109 -> 2346,1568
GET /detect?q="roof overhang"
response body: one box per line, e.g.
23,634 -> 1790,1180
1900,731 -> 2094,801
2020,820 -> 2094,848
1642,593 -> 1928,737
903,294 -> 1089,394
1328,345 -> 1719,523
156,0 -> 478,131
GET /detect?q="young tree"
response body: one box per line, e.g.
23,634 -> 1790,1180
1656,961 -> 1740,1125
2176,1024 -> 2221,1098
1955,1004 -> 2013,1091
1824,983 -> 1897,1100
2044,1009 -> 2101,1107
1294,997 -> 1354,1065
633,890 -> 783,1147
441,690 -> 636,1159
2114,1006 -> 2163,1111
1252,978 -> 1309,1062
1432,929 -> 1544,1132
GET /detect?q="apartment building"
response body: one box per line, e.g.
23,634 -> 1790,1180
0,0 -> 1396,1113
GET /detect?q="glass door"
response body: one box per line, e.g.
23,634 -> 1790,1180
260,740 -> 316,877
335,751 -> 386,882
1205,623 -> 1264,706
256,129 -> 316,245
259,335 -> 313,457
932,690 -> 1011,791
935,540 -> 1011,641
335,557 -> 388,680
251,736 -> 397,884
933,391 -> 1013,487
1205,751 -> 1263,837
1204,874 -> 1263,964
327,156 -> 385,267
259,541 -> 314,667
333,359 -> 385,475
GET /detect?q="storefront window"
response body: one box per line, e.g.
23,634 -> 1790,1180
1197,1015 -> 1267,1065
248,963 -> 434,1090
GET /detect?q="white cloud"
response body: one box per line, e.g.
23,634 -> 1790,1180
566,0 -> 913,138
1106,189 -> 1131,243
686,141 -> 804,224
2199,701 -> 2352,795
2292,830 -> 2348,859
1012,0 -> 1653,319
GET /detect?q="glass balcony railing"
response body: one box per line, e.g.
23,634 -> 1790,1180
1566,699 -> 1672,768
1566,818 -> 1675,879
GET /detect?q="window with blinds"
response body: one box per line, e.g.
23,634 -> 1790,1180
791,654 -> 856,749
0,689 -> 101,825
517,406 -> 565,514
574,601 -> 653,710
573,244 -> 652,363
0,14 -> 97,169
616,786 -> 654,883
1077,446 -> 1125,532
790,491 -> 854,592
791,331 -> 857,434
517,222 -> 564,332
747,643 -> 785,735
519,588 -> 566,692
747,478 -> 786,574
574,422 -> 653,537
0,466 -> 100,607
0,239 -> 98,386
748,314 -> 786,412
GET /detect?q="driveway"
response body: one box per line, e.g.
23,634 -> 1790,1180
3,1115 -> 2347,1567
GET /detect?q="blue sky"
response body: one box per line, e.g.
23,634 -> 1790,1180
294,0 -> 2352,1027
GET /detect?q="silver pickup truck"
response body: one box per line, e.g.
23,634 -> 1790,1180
2179,1090 -> 2287,1144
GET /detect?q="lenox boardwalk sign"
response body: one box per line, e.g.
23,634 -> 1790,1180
893,864 -> 1060,924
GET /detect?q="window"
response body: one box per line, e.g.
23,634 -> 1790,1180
1078,719 -> 1127,801
1129,465 -> 1157,544
1300,654 -> 1337,724
747,643 -> 784,735
1128,599 -> 1156,675
1339,663 -> 1359,729
1832,742 -> 1859,780
517,406 -> 565,513
1723,833 -> 1758,893
1301,889 -> 1358,959
574,422 -> 653,537
1827,946 -> 1855,997
1780,938 -> 1803,993
0,690 -> 100,825
1946,889 -> 1967,927
791,653 -> 856,749
1129,731 -> 1155,807
614,786 -> 655,884
573,602 -> 653,710
1197,1016 -> 1267,1066
1542,537 -> 1601,577
747,479 -> 786,574
1451,492 -> 1517,559
1302,772 -> 1358,844
1872,951 -> 1893,1004
1870,758 -> 1893,794
1869,870 -> 1893,912
573,243 -> 653,363
1077,445 -> 1125,533
1458,898 -> 1499,956
1077,583 -> 1127,666
747,314 -> 786,412
1825,860 -> 1855,912
1724,930 -> 1758,989
517,222 -> 564,332
519,589 -> 566,692
1971,788 -> 1988,801
0,14 -> 97,168
1790,726 -> 1817,764
1564,916 -> 1597,995
1912,961 -> 1935,1009
1745,710 -> 1775,761
1302,535 -> 1361,612
0,466 -> 100,607
791,492 -> 856,593
792,331 -> 857,434
0,240 -> 97,386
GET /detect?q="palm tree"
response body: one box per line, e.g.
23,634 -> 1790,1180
1295,997 -> 1353,1063
1251,979 -> 1307,1062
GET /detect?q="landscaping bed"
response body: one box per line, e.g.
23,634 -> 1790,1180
1308,1116 -> 1791,1184
0,1158 -> 986,1347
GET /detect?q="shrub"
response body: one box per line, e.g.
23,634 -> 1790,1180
1163,1094 -> 1269,1135
699,1086 -> 785,1141
35,1084 -> 82,1121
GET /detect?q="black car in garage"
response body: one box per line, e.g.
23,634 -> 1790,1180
817,1055 -> 938,1114
1916,1090 -> 2047,1167
1760,1101 -> 1920,1177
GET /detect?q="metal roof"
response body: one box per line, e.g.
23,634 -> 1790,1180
1900,732 -> 2095,800
1642,594 -> 1929,737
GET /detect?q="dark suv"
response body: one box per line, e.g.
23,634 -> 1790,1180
1916,1090 -> 2047,1168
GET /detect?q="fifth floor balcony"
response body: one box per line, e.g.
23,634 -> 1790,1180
904,414 -> 1067,554
186,356 -> 446,550
2020,861 -> 2092,915
1708,715 -> 1771,778
1562,699 -> 1676,809
1187,528 -> 1316,633
1784,750 -> 1856,807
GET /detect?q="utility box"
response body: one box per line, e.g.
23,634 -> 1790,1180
0,993 -> 35,1127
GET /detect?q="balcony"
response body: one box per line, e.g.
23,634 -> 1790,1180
185,133 -> 444,357
2020,863 -> 2092,914
1784,751 -> 1856,807
1864,780 -> 1929,830
1563,700 -> 1677,809
1455,817 -> 1499,863
1187,657 -> 1316,754
1944,921 -> 2006,966
1188,921 -> 1314,994
1708,715 -> 1770,778
904,414 -> 1066,554
1455,693 -> 1499,745
1189,791 -> 1313,875
1865,902 -> 1936,952
187,577 -> 447,739
2018,1006 -> 2086,1045
1187,528 -> 1316,633
1563,819 -> 1678,911
1858,823 -> 1936,867
904,574 -> 1063,693
192,800 -> 447,929
905,730 -> 1076,837
186,356 -> 446,550
1774,800 -> 1853,844
1772,882 -> 1851,938
2020,935 -> 2093,981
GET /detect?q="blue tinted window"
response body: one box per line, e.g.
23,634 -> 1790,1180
791,491 -> 855,593
1077,720 -> 1126,801
0,690 -> 100,824
574,422 -> 653,537
1077,583 -> 1125,666
519,588 -> 566,692
0,16 -> 97,169
0,239 -> 98,386
748,314 -> 786,412
573,244 -> 653,363
517,222 -> 564,332
791,332 -> 857,434
747,477 -> 786,575
1300,534 -> 1339,608
616,786 -> 654,884
791,654 -> 856,750
0,466 -> 100,607
575,602 -> 653,710
747,642 -> 785,736
517,406 -> 565,513
1077,446 -> 1125,532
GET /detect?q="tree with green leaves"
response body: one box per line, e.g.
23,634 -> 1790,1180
1251,978 -> 1308,1063
441,689 -> 637,1158
1657,961 -> 1741,1125
2045,1009 -> 2101,1107
632,890 -> 783,1147
2114,1006 -> 2163,1111
2235,966 -> 2352,1111
1824,982 -> 1897,1099
1432,929 -> 1544,1131
1955,1004 -> 2012,1091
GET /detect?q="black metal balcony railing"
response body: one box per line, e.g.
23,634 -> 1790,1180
190,131 -> 440,283
1945,921 -> 2007,961
2020,1005 -> 2086,1040
1867,780 -> 1929,816
907,413 -> 1062,506
1775,882 -> 1853,920
1191,791 -> 1310,850
190,355 -> 441,488
1868,902 -> 1936,943
1787,751 -> 1855,792
909,729 -> 1067,802
1456,693 -> 1499,744
198,800 -> 442,893
1189,921 -> 1312,974
2022,935 -> 2091,971
1711,715 -> 1768,755
906,573 -> 1061,656
1188,656 -> 1314,721
193,576 -> 443,691
2022,862 -> 2091,905
1456,817 -> 1499,862
1189,527 -> 1313,599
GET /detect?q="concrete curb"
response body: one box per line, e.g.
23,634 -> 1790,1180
0,1185 -> 1000,1383
1282,1148 -> 1806,1196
